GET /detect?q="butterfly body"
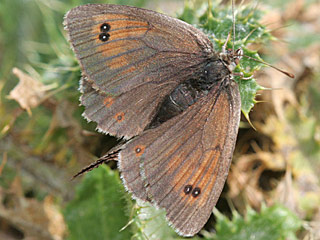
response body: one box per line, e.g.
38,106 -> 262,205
149,59 -> 232,128
65,4 -> 241,236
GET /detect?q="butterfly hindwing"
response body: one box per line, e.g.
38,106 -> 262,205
119,80 -> 241,236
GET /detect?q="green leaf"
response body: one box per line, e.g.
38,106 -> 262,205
238,77 -> 262,120
64,165 -> 132,240
212,204 -> 302,240
130,200 -> 204,240
131,200 -> 179,240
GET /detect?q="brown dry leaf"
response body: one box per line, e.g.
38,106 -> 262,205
281,0 -> 304,21
8,68 -> 56,115
0,176 -> 66,240
275,168 -> 297,213
229,148 -> 286,211
228,157 -> 265,211
43,196 -> 66,240
300,1 -> 320,23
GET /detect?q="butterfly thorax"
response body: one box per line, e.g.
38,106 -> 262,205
220,48 -> 243,73
148,58 -> 231,129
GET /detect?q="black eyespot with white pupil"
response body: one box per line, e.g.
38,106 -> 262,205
135,148 -> 141,153
99,32 -> 110,42
100,23 -> 111,32
192,187 -> 201,198
184,185 -> 193,194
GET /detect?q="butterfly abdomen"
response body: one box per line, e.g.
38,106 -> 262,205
148,59 -> 231,128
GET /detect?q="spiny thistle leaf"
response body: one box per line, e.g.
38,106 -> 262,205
64,165 -> 132,240
211,204 -> 302,240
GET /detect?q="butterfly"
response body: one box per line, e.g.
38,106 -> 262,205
64,3 -> 242,236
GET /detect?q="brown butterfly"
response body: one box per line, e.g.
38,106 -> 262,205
64,4 -> 241,236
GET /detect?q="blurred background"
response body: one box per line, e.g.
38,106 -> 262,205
0,0 -> 319,239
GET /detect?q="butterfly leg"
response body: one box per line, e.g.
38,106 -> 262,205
232,71 -> 253,80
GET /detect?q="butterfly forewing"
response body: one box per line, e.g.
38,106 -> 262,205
119,79 -> 240,236
64,4 -> 213,138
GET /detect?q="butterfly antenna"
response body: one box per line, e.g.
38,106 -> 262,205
232,0 -> 236,53
231,1 -> 294,79
241,54 -> 295,78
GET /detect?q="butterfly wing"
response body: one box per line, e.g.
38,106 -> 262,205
64,4 -> 213,138
119,80 -> 241,236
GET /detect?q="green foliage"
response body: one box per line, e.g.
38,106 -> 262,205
64,165 -> 132,240
212,205 -> 302,240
